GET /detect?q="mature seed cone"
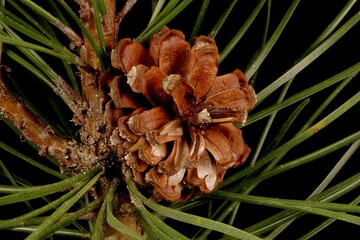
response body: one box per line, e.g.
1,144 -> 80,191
107,27 -> 256,202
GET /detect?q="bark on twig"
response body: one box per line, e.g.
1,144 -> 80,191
53,20 -> 84,49
115,0 -> 138,39
0,73 -> 70,162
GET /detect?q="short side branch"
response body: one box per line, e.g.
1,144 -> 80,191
115,0 -> 138,39
0,73 -> 71,162
0,72 -> 104,173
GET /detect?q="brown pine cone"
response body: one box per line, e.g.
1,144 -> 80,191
108,26 -> 257,202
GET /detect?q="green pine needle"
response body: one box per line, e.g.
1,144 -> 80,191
0,141 -> 66,179
256,12 -> 360,104
0,167 -> 101,206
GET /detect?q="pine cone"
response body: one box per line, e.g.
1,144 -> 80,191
109,27 -> 257,202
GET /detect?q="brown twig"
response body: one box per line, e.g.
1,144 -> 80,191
53,77 -> 87,125
0,70 -> 104,173
115,0 -> 138,39
53,20 -> 84,49
0,73 -> 70,161
76,1 -> 112,142
0,32 -> 97,173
